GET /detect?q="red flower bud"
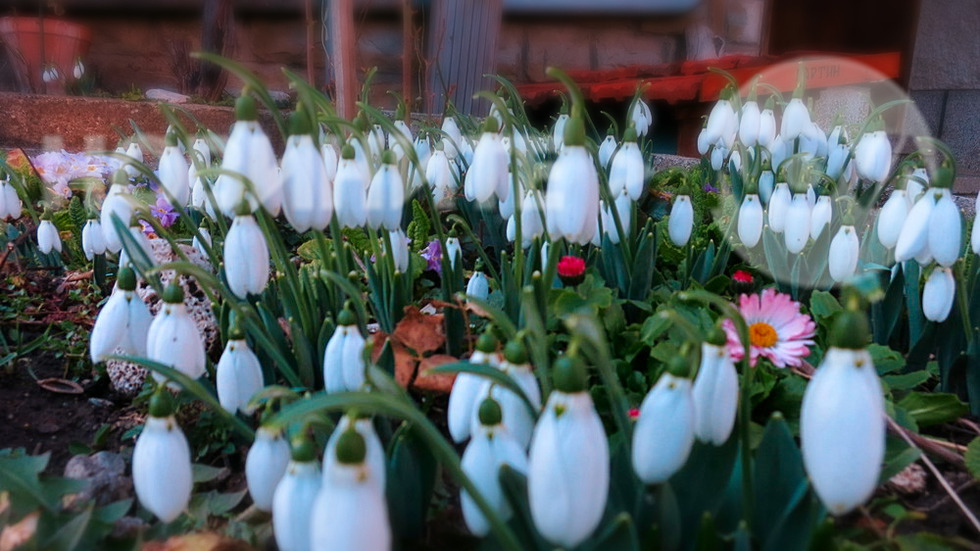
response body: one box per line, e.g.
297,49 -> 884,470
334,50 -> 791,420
733,270 -> 753,284
557,255 -> 586,286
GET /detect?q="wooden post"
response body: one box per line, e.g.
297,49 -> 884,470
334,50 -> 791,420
328,0 -> 357,119
401,0 -> 413,114
305,0 -> 316,86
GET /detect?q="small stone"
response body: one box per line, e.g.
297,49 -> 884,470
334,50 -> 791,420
63,452 -> 132,507
88,398 -> 115,408
146,89 -> 190,104
269,90 -> 291,103
888,462 -> 927,495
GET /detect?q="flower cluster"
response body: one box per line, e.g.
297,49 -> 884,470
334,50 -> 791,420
32,149 -> 119,197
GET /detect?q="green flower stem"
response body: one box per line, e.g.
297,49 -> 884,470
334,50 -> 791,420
520,285 -> 551,395
676,289 -> 754,529
192,52 -> 287,138
268,390 -> 524,551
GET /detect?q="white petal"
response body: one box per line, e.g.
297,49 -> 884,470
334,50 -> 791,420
273,461 -> 322,551
632,374 -> 695,483
895,194 -> 934,262
133,416 -> 193,522
877,191 -> 908,249
246,427 -> 291,511
691,343 -> 738,445
928,190 -> 962,267
737,194 -> 763,247
922,267 -> 955,322
668,195 -> 694,247
828,226 -> 860,282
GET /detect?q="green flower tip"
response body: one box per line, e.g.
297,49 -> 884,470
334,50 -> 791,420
164,130 -> 178,148
341,144 -> 356,160
553,355 -> 587,393
161,282 -> 184,304
337,307 -> 357,326
112,169 -> 129,187
666,354 -> 689,378
335,429 -> 367,465
117,266 -> 137,291
235,93 -> 258,121
235,201 -> 252,217
705,325 -> 727,347
148,388 -> 175,418
287,111 -> 311,137
829,310 -> 869,350
478,397 -> 503,426
623,125 -> 638,143
228,324 -> 245,340
483,116 -> 500,134
563,112 -> 586,147
290,434 -> 317,462
381,149 -> 397,165
475,331 -> 499,354
503,340 -> 528,365
40,208 -> 53,221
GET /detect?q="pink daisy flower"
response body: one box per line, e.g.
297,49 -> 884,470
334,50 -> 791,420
722,288 -> 816,368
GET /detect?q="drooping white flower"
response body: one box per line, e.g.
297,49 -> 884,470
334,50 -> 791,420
333,145 -> 368,228
552,113 -> 569,151
426,145 -> 455,206
759,170 -> 775,205
810,195 -> 832,240
928,188 -> 962,267
608,129 -> 645,200
854,130 -> 892,183
215,335 -> 264,415
518,190 -> 546,249
124,141 -> 144,178
272,447 -> 321,551
146,283 -> 206,382
738,194 -> 763,248
710,145 -> 726,171
311,430 -> 391,551
630,99 -> 653,137
877,189 -> 908,249
780,98 -> 811,141
118,220 -> 155,268
132,395 -> 193,523
464,122 -> 509,204
448,335 -> 500,443
668,194 -> 694,247
895,192 -> 935,262
474,341 -> 541,449
366,151 -> 405,230
498,173 -> 523,220
828,225 -> 860,282
158,135 -> 190,207
445,236 -> 462,270
739,100 -> 761,146
767,182 -> 791,233
321,141 -> 339,183
0,180 -> 22,219
390,119 -> 414,161
82,219 -> 107,260
801,345 -> 884,515
37,219 -> 61,254
461,397 -> 529,536
633,372 -> 696,483
758,107 -> 777,148
224,214 -> 270,298
89,268 -> 151,363
323,309 -> 366,393
697,127 -> 711,156
192,137 -> 212,166
692,341 -> 738,445
384,229 -> 410,273
192,226 -> 211,258
528,357 -> 608,548
704,99 -> 737,148
213,96 -> 282,216
784,193 -> 811,254
281,130 -> 333,233
322,415 -> 387,491
922,266 -> 955,322
906,168 -> 928,206
598,133 -> 618,168
769,134 -> 789,173
545,117 -> 600,245
246,426 -> 291,511
466,270 -> 490,301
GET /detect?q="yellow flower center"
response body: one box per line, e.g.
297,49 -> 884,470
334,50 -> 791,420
749,322 -> 778,348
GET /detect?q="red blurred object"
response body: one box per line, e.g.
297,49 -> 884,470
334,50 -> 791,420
732,270 -> 753,284
0,16 -> 91,93
557,255 -> 586,286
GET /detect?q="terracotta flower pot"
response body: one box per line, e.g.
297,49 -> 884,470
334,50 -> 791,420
0,16 -> 91,93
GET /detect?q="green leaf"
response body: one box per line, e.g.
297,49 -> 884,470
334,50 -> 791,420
879,438 -> 921,483
192,463 -> 227,484
809,291 -> 842,323
870,344 -> 910,375
590,513 -> 639,551
752,414 -> 806,545
965,437 -> 980,481
882,371 -> 931,392
386,425 -> 438,540
0,451 -> 55,513
897,392 -> 968,427
895,532 -> 968,551
640,312 -> 671,345
41,505 -> 93,551
406,199 -> 431,250
342,227 -> 372,255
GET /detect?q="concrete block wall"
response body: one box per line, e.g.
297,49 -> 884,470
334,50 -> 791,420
907,0 -> 980,194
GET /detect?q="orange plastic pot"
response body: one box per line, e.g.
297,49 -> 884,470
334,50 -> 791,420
0,16 -> 91,92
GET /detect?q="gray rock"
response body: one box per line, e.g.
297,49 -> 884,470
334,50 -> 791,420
146,88 -> 190,104
269,90 -> 291,103
63,451 -> 132,507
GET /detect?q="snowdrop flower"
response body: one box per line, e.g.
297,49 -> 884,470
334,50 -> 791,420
215,329 -> 264,415
877,189 -> 908,249
124,141 -> 143,178
475,341 -> 541,449
692,338 -> 738,445
117,219 -> 155,269
552,112 -> 569,151
192,136 -> 212,166
767,182 -> 791,233
461,397 -> 529,536
224,212 -> 270,298
854,130 -> 892,183
311,429 -> 391,551
545,110 -> 600,244
697,127 -> 711,156
768,135 -> 789,173
704,97 -> 737,148
710,145 -> 726,171
385,228 -> 410,273
366,150 -> 405,230
89,267 -> 152,363
895,191 -> 935,262
598,131 -> 618,168
801,309 -> 884,515
323,414 -> 386,491
928,187 -> 961,267
82,218 -> 107,260
923,266 -> 955,322
758,169 -> 775,205
273,436 -> 322,551
780,98 -> 811,141
37,217 -> 61,255
426,144 -> 455,206
323,308 -> 366,393
738,193 -> 763,247
132,391 -> 193,523
146,283 -> 206,382
464,118 -> 509,204
529,356 -> 608,548
739,99 -> 761,146
784,192 -> 811,254
466,266 -> 490,301
72,58 -> 85,80
213,94 -> 283,216
0,180 -> 22,219
633,366 -> 696,483
497,173 -> 522,220
906,168 -> 928,206
608,126 -> 644,200
799,122 -> 827,160
192,226 -> 211,258
668,194 -> 694,247
390,117 -> 413,162
810,195 -> 832,240
630,98 -> 653,137
758,104 -> 777,148
246,427 -> 291,513
320,141 -> 338,182
448,332 -> 500,443
596,189 -> 632,245
828,223 -> 860,282
445,235 -> 462,270
441,115 -> 463,159
281,114 -> 333,233
334,145 -> 368,228
158,132 -> 190,207
513,190 -> 546,248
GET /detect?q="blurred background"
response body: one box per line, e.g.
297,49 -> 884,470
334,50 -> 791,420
0,0 -> 977,190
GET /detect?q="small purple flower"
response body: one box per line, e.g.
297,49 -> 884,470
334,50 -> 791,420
702,182 -> 719,193
148,194 -> 178,228
420,239 -> 442,274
